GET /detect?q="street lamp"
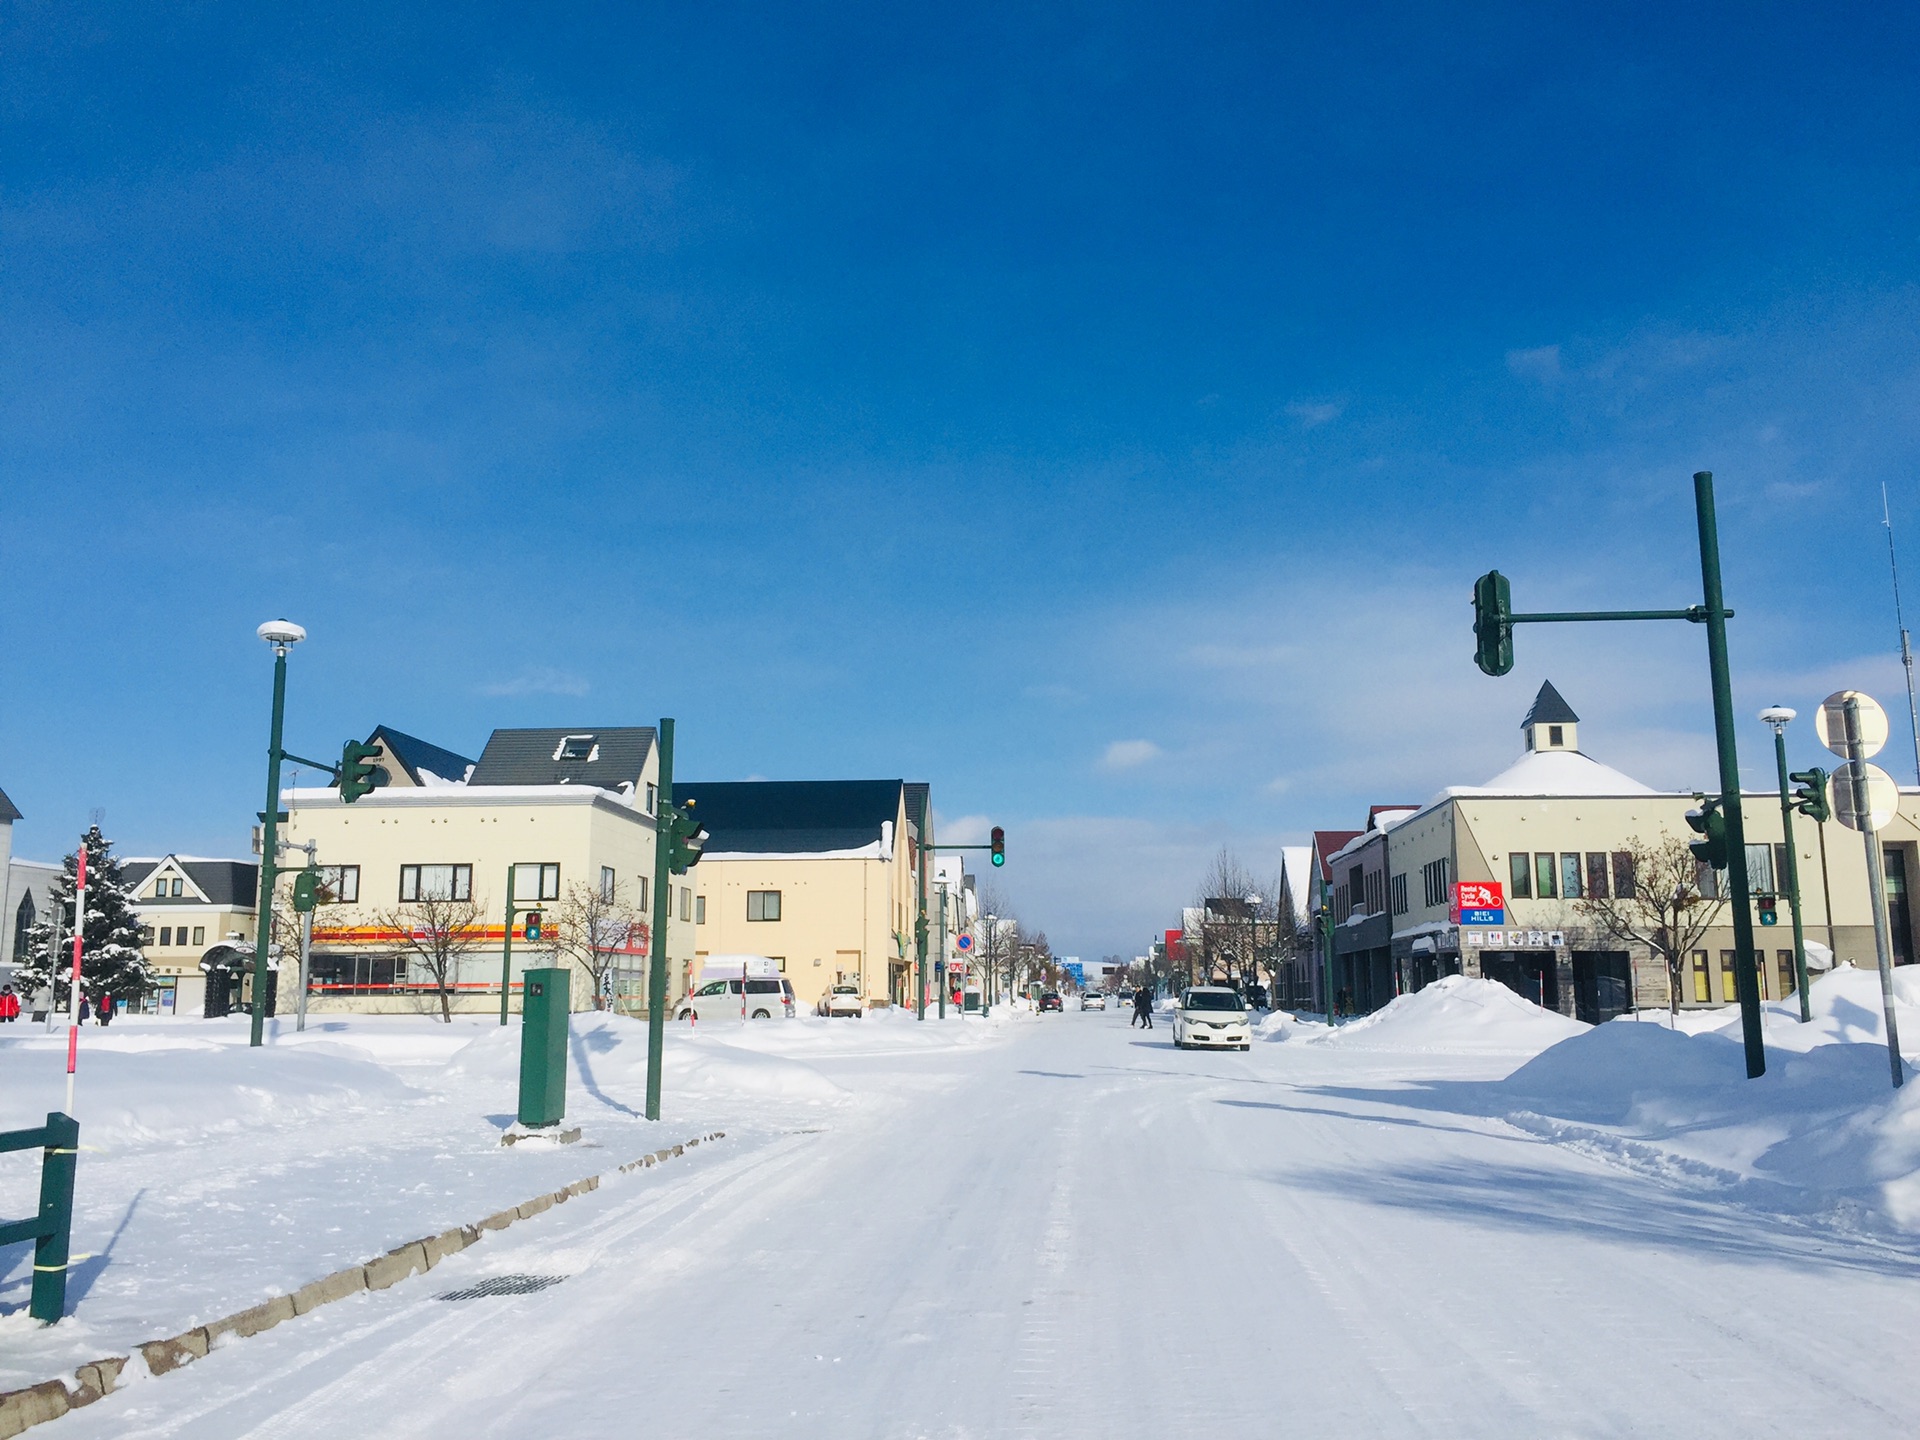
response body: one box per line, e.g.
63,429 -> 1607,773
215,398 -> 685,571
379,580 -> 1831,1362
1759,705 -> 1813,1021
250,619 -> 305,1047
983,913 -> 997,1014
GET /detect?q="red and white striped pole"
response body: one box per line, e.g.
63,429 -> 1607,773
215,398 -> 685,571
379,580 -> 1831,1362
65,840 -> 87,1115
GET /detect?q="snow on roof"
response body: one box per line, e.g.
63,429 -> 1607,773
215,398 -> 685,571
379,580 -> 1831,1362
1444,747 -> 1660,799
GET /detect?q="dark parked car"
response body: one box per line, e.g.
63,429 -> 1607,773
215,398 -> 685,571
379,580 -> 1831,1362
1037,991 -> 1064,1013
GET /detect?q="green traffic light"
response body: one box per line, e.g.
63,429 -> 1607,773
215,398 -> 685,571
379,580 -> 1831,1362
1472,570 -> 1514,677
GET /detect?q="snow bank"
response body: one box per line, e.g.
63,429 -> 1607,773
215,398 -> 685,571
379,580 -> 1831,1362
1309,976 -> 1587,1055
1489,967 -> 1920,1233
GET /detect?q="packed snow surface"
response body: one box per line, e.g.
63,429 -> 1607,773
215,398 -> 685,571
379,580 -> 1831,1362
5,980 -> 1920,1437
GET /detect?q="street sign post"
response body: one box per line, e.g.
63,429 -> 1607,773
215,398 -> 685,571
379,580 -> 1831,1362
1820,691 -> 1906,1088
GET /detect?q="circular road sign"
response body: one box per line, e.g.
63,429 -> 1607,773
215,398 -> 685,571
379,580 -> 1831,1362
1832,760 -> 1902,833
1816,690 -> 1889,760
955,933 -> 974,952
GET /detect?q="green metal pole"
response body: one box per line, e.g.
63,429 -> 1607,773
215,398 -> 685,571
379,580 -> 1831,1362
644,718 -> 675,1121
936,883 -> 947,1019
915,824 -> 928,1022
499,865 -> 517,1026
1842,699 -> 1906,1088
28,1111 -> 77,1324
1321,910 -> 1334,1023
1693,472 -> 1765,1078
1770,725 -> 1813,1022
250,647 -> 289,1048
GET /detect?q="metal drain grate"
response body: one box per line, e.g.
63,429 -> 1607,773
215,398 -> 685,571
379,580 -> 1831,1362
436,1273 -> 568,1301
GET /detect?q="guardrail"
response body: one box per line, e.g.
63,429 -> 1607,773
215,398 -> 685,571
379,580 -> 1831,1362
0,1113 -> 79,1324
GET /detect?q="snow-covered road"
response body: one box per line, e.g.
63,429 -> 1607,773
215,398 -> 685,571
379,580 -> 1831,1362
41,1005 -> 1920,1437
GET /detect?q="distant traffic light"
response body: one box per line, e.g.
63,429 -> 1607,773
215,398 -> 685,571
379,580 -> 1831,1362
990,826 -> 1005,867
524,911 -> 542,942
1686,794 -> 1729,870
291,869 -> 322,913
1789,768 -> 1831,825
668,800 -> 708,875
1472,570 -> 1514,678
1757,894 -> 1778,927
339,739 -> 386,804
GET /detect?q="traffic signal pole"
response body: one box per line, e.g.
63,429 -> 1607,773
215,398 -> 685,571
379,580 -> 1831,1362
249,645 -> 290,1049
645,719 -> 676,1121
1471,471 -> 1765,1078
1768,725 -> 1813,1022
499,866 -> 518,1027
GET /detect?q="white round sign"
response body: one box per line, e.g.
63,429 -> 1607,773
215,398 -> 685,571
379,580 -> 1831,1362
1832,760 -> 1901,833
1816,690 -> 1888,760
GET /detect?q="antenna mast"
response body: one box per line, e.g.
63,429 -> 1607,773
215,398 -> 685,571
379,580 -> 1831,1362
1885,483 -> 1920,787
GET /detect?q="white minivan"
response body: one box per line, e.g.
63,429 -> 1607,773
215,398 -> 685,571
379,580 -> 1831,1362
676,976 -> 797,1021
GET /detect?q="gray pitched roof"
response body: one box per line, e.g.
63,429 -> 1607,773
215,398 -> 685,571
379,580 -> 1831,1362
123,857 -> 258,907
468,727 -> 656,789
903,782 -> 931,836
0,786 -> 20,824
1522,680 -> 1580,728
370,725 -> 475,785
675,780 -> 904,854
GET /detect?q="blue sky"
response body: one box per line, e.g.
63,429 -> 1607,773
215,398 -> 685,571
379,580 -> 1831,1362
4,3 -> 1919,958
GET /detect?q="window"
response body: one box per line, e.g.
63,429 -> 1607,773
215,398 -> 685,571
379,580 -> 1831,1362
1534,852 -> 1557,900
138,926 -> 155,946
1585,853 -> 1610,900
1348,865 -> 1365,913
1509,853 -> 1532,899
695,895 -> 706,925
1390,873 -> 1409,916
320,865 -> 360,904
160,926 -> 173,946
555,733 -> 596,761
636,876 -> 649,912
191,926 -> 205,946
600,867 -> 616,903
1745,844 -> 1775,896
1612,851 -> 1636,900
645,783 -> 657,815
696,980 -> 728,996
399,864 -> 473,902
1720,950 -> 1738,1004
1779,950 -> 1796,996
747,890 -> 782,922
1548,725 -> 1564,747
512,863 -> 560,901
1560,853 -> 1583,900
679,887 -> 692,922
1692,950 -> 1710,1003
154,879 -> 169,899
1422,858 -> 1450,909
1697,862 -> 1723,900
172,878 -> 184,897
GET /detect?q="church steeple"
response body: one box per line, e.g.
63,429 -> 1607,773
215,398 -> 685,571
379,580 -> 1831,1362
1521,681 -> 1580,753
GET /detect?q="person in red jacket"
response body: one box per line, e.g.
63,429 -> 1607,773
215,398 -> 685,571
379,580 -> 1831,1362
0,985 -> 19,1022
96,992 -> 116,1026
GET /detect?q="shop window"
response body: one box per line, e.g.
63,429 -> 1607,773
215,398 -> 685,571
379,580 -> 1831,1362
1560,853 -> 1583,900
1509,853 -> 1532,899
1612,851 -> 1636,900
1692,950 -> 1710,1003
747,890 -> 782,922
400,864 -> 473,902
1586,853 -> 1610,900
1779,950 -> 1796,996
1534,853 -> 1557,900
1720,950 -> 1738,1004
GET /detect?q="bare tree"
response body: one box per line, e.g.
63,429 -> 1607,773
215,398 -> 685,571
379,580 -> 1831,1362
1193,848 -> 1281,1000
542,878 -> 649,1011
362,895 -> 488,1022
1574,835 -> 1726,1020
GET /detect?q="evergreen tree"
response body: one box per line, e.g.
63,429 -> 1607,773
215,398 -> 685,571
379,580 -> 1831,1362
17,825 -> 155,1005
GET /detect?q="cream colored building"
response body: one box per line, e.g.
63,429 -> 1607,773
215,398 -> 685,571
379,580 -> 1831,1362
1332,682 -> 1920,1020
123,856 -> 259,1016
281,724 -> 696,1014
678,779 -> 931,1010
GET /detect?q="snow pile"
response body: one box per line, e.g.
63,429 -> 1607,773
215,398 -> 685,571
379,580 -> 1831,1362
1311,976 -> 1588,1055
0,1032 -> 423,1143
1491,968 -> 1920,1233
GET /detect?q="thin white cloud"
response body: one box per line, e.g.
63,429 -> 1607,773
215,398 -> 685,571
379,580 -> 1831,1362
477,668 -> 591,698
1506,344 -> 1562,382
1285,398 -> 1344,429
1100,739 -> 1162,771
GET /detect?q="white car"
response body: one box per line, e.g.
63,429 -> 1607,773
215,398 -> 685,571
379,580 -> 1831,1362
677,976 -> 797,1021
1080,992 -> 1107,1011
817,984 -> 866,1018
1172,986 -> 1251,1051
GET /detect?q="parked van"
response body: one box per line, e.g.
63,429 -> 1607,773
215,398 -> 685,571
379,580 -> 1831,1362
676,975 -> 796,1021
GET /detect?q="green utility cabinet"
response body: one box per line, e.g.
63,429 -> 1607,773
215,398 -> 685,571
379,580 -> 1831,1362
518,967 -> 570,1127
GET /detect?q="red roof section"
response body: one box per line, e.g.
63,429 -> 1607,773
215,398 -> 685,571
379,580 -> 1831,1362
1310,830 -> 1363,880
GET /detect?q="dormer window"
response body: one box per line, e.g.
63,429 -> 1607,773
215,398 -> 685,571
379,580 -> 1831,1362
554,734 -> 599,762
1549,725 -> 1563,747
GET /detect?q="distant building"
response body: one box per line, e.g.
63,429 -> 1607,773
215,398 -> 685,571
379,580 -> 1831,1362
678,779 -> 930,1010
122,856 -> 260,1016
